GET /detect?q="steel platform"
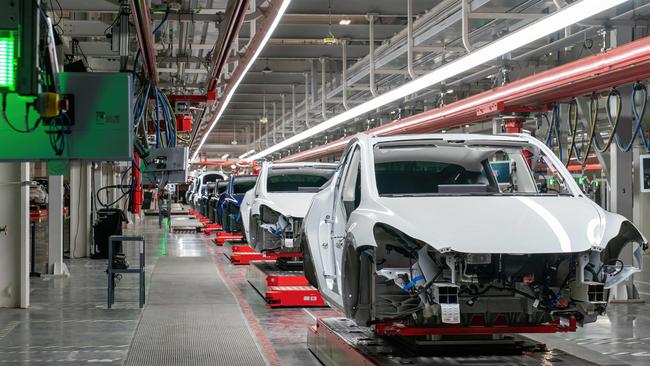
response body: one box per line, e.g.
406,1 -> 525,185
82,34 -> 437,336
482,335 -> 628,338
246,261 -> 326,307
308,318 -> 600,366
202,223 -> 222,235
222,240 -> 254,259
169,217 -> 203,233
224,244 -> 301,265
214,232 -> 245,246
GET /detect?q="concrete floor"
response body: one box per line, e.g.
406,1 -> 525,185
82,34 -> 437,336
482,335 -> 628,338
1,216 -> 650,365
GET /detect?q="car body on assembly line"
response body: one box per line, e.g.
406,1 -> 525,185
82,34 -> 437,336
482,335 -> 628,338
192,171 -> 226,209
300,133 -> 647,331
218,174 -> 258,233
242,162 -> 338,252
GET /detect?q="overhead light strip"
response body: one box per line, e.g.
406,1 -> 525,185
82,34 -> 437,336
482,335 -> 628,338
238,149 -> 256,159
247,0 -> 627,161
191,0 -> 292,162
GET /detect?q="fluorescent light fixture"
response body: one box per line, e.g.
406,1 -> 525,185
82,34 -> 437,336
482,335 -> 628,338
191,0 -> 292,162
247,0 -> 626,161
238,149 -> 256,159
339,19 -> 351,25
221,153 -> 230,159
446,89 -> 454,94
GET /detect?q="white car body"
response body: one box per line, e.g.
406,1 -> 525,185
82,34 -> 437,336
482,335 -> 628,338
301,133 -> 647,329
241,162 -> 337,252
192,171 -> 226,208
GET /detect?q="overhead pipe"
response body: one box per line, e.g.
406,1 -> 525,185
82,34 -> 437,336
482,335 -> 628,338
265,118 -> 269,149
279,35 -> 650,162
310,60 -> 317,106
406,0 -> 417,80
129,0 -> 158,82
321,57 -> 328,120
291,84 -> 297,135
461,0 -> 473,53
191,0 -> 291,154
368,14 -> 379,96
177,20 -> 189,79
281,93 -> 286,140
252,117 -> 257,150
206,0 -> 250,93
341,40 -> 350,110
304,72 -> 311,128
272,102 -> 277,145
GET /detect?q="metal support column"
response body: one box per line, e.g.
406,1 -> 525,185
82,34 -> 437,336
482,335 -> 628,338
70,161 -> 92,258
47,175 -> 68,275
0,163 -> 30,308
609,23 -> 638,301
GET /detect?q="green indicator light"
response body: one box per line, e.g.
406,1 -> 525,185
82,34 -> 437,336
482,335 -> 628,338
549,177 -> 556,186
0,31 -> 16,91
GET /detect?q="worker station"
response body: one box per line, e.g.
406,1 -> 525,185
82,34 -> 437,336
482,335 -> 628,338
3,0 -> 650,365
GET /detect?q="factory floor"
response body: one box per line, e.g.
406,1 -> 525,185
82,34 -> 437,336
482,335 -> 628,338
1,216 -> 650,365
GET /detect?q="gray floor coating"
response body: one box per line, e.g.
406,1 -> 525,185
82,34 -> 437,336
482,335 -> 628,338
2,216 -> 650,365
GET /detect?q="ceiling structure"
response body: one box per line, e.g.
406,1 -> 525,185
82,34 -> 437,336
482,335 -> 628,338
49,0 -> 650,162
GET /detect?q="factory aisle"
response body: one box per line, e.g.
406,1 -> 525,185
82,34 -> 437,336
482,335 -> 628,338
124,256 -> 267,365
0,216 -> 333,365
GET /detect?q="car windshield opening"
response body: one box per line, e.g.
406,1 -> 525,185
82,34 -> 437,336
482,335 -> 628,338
373,141 -> 573,196
267,167 -> 336,192
215,181 -> 228,194
233,177 -> 257,194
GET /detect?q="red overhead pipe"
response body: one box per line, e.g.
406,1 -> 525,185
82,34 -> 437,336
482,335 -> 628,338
130,0 -> 158,83
206,0 -> 250,93
279,35 -> 650,163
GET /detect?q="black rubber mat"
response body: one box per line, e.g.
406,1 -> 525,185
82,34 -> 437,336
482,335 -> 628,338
125,257 -> 266,366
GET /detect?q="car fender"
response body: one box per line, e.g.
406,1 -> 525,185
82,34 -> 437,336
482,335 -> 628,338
240,189 -> 255,242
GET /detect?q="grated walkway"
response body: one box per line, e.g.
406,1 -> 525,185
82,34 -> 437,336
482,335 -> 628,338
125,257 -> 266,366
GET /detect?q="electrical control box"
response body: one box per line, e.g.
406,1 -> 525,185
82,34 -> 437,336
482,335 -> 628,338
142,147 -> 188,184
641,155 -> 650,193
0,72 -> 133,161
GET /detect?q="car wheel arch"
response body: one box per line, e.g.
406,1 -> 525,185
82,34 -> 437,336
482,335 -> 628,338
341,234 -> 375,326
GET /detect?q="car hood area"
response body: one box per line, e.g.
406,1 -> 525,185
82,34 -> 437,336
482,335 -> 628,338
262,192 -> 318,219
373,195 -> 608,254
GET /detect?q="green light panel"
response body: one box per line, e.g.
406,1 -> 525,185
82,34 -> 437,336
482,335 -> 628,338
0,31 -> 16,91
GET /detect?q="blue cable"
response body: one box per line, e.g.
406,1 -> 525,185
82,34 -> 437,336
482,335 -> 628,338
153,8 -> 170,35
402,275 -> 424,293
156,90 -> 172,146
153,87 -> 161,148
619,83 -> 650,152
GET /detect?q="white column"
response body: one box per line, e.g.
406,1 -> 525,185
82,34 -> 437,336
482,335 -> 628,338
0,163 -> 30,308
47,175 -> 68,275
70,161 -> 92,258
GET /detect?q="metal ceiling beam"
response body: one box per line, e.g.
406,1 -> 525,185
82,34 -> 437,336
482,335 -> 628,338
279,35 -> 650,162
468,12 -> 545,20
58,19 -> 118,37
151,13 -> 224,22
57,0 -> 119,12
